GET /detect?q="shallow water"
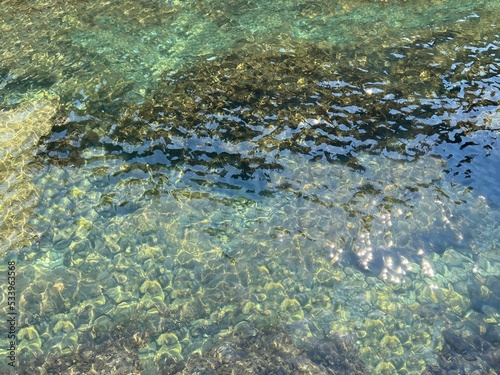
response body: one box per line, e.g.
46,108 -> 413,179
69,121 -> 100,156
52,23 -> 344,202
1,0 -> 500,374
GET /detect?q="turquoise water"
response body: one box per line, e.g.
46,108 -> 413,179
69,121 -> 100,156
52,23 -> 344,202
1,0 -> 500,373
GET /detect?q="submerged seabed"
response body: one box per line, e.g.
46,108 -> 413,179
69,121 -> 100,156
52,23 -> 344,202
1,0 -> 500,373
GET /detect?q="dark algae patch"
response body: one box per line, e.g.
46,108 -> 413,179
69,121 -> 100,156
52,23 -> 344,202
20,322 -> 367,375
168,325 -> 367,374
20,329 -> 144,375
47,25 -> 500,198
424,328 -> 500,374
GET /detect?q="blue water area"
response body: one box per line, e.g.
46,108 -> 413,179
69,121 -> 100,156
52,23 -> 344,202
1,0 -> 500,374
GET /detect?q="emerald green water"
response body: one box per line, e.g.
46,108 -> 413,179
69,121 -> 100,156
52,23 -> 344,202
1,0 -> 500,373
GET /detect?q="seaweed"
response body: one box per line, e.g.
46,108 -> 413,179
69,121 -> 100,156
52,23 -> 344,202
176,323 -> 367,374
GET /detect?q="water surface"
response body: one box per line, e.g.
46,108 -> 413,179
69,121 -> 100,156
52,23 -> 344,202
1,0 -> 500,373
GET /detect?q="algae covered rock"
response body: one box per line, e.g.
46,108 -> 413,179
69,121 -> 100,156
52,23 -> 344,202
0,92 -> 59,251
424,328 -> 500,374
176,324 -> 367,375
21,327 -> 144,375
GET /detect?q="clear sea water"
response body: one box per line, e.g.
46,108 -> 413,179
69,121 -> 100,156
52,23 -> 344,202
1,0 -> 500,374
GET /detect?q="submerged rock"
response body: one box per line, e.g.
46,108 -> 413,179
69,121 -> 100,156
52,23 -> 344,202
0,92 -> 59,251
424,328 -> 500,374
20,328 -> 144,375
176,324 -> 367,374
